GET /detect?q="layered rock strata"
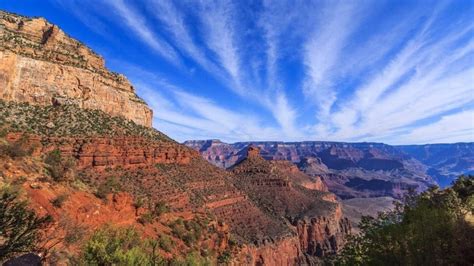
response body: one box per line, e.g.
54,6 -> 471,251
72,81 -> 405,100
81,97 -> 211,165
231,147 -> 351,262
0,11 -> 152,127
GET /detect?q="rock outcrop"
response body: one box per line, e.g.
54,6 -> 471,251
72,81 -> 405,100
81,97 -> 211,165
0,11 -> 152,127
231,147 -> 351,262
185,140 -> 436,199
0,11 -> 354,264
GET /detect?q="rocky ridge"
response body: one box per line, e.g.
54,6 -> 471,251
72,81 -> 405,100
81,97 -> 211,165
0,11 -> 152,127
1,103 -> 349,264
231,147 -> 351,262
184,140 -> 436,199
0,11 -> 353,264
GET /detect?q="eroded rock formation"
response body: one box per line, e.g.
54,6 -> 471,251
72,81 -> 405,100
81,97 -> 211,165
185,140 -> 436,199
0,11 -> 354,264
231,147 -> 351,262
0,11 -> 152,127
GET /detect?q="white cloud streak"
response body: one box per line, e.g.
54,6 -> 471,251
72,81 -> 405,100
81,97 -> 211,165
303,1 -> 363,118
197,0 -> 242,91
147,0 -> 224,77
104,0 -> 181,64
394,110 -> 474,144
56,0 -> 474,144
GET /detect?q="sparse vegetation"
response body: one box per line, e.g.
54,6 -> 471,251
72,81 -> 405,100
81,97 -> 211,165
44,149 -> 75,182
95,176 -> 122,200
217,250 -> 232,264
138,201 -> 170,224
0,134 -> 33,158
158,235 -> 174,253
59,217 -> 87,245
169,218 -> 205,247
50,194 -> 68,208
138,212 -> 155,225
0,100 -> 172,142
153,201 -> 170,217
168,251 -> 212,266
0,185 -> 52,260
133,197 -> 145,215
80,226 -> 163,265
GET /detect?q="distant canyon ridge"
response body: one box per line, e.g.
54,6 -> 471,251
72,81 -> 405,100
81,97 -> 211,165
185,140 -> 474,197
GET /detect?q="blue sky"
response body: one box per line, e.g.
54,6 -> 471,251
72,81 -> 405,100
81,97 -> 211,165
1,0 -> 473,144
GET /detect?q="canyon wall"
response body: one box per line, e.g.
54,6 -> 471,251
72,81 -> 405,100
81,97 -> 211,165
185,140 -> 436,199
0,11 -> 152,127
230,147 -> 351,263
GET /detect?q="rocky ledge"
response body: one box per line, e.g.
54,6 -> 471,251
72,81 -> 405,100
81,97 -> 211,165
0,11 -> 152,127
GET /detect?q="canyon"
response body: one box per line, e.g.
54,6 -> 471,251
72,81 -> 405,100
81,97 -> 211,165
184,140 -> 438,199
0,11 -> 350,265
398,143 -> 474,187
1,9 -> 472,265
184,140 -> 474,229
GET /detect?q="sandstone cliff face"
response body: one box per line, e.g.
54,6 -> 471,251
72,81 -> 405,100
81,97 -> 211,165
43,137 -> 195,170
294,206 -> 350,258
0,11 -> 152,127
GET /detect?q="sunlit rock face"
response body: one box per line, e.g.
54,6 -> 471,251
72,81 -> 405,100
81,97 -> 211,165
0,11 -> 153,127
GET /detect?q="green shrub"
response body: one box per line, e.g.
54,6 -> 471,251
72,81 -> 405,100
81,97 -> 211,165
12,176 -> 27,185
168,252 -> 211,266
158,235 -> 174,252
44,149 -> 75,182
0,128 -> 7,138
335,175 -> 474,265
50,194 -> 68,208
0,185 -> 52,260
133,197 -> 145,216
169,218 -> 204,247
95,176 -> 121,199
81,226 -> 163,265
138,212 -> 155,225
0,135 -> 33,158
153,201 -> 170,217
64,224 -> 86,245
217,250 -> 232,264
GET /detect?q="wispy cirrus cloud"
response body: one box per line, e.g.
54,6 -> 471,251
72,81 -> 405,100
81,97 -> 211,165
328,8 -> 474,142
146,0 -> 224,77
137,83 -> 282,142
104,0 -> 181,64
196,0 -> 242,91
303,1 -> 364,119
114,62 -> 282,142
47,0 -> 474,144
394,110 -> 474,144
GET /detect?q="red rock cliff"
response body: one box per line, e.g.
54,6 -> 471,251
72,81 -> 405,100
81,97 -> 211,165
0,11 -> 153,127
231,147 -> 351,263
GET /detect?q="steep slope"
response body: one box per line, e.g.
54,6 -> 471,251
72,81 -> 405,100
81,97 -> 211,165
0,11 -> 352,264
185,140 -> 435,199
398,143 -> 474,187
0,101 -> 300,264
0,11 -> 152,127
230,147 -> 351,263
